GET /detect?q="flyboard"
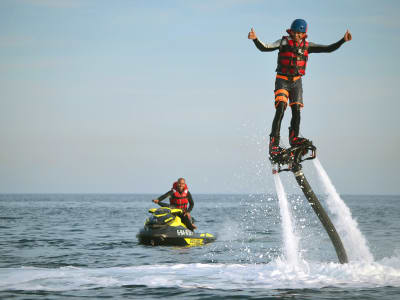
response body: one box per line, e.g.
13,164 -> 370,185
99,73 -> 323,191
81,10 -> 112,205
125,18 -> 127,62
270,140 -> 348,264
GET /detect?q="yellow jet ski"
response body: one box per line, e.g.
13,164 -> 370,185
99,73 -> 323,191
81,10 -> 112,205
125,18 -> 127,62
137,207 -> 216,246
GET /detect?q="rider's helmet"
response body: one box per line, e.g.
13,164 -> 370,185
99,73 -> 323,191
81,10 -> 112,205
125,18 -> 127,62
290,19 -> 307,33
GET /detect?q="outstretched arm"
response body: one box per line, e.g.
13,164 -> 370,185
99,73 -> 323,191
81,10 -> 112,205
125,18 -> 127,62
152,190 -> 173,206
309,30 -> 352,53
248,27 -> 280,52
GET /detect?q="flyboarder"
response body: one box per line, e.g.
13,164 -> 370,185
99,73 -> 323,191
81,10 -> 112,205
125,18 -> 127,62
248,19 -> 352,157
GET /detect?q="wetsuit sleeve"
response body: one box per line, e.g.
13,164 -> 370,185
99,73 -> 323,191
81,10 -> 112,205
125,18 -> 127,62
187,192 -> 194,212
308,38 -> 346,53
252,38 -> 281,52
157,190 -> 173,207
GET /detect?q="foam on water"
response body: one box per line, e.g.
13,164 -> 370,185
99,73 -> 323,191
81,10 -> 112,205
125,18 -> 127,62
313,158 -> 374,262
2,257 -> 400,291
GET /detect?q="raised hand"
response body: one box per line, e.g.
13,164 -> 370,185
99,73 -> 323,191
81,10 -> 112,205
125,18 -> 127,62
344,29 -> 352,42
248,27 -> 257,40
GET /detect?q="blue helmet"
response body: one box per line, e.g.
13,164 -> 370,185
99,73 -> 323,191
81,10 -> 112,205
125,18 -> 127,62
290,19 -> 307,33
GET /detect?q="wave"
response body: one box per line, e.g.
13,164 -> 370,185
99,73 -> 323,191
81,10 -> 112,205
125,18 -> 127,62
2,257 -> 400,291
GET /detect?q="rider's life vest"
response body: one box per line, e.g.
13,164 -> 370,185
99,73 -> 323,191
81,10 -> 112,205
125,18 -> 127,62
276,36 -> 309,76
170,182 -> 189,211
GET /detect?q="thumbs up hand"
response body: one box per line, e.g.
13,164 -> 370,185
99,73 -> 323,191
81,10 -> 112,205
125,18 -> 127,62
344,29 -> 352,42
248,28 -> 257,40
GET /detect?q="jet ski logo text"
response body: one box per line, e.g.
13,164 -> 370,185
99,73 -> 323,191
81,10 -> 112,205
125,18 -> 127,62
177,229 -> 193,236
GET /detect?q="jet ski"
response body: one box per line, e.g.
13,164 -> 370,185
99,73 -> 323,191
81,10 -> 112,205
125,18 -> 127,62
137,207 -> 216,246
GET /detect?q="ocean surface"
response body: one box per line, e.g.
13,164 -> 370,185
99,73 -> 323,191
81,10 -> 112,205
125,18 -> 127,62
1,192 -> 400,299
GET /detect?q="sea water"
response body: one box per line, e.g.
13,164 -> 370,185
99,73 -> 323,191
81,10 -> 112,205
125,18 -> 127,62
1,193 -> 400,299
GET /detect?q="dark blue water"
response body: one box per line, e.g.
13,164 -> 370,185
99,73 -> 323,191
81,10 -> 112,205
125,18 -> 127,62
1,193 -> 400,299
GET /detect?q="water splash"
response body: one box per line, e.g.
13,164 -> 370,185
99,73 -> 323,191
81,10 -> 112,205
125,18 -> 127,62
2,258 -> 400,291
313,158 -> 374,262
273,173 -> 300,267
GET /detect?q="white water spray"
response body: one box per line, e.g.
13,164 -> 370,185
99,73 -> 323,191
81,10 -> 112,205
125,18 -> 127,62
273,173 -> 300,267
313,158 -> 374,262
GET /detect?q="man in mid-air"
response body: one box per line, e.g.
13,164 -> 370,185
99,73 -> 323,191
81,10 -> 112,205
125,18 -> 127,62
248,19 -> 352,157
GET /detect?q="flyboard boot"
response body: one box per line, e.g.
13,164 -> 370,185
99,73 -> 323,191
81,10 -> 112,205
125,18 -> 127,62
269,135 -> 284,158
289,127 -> 310,146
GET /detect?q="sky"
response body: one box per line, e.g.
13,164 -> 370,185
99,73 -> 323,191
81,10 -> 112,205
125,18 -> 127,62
1,0 -> 399,195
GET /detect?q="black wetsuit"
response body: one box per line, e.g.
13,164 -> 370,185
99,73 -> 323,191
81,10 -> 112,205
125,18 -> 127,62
156,191 -> 195,230
253,37 -> 345,55
252,37 -> 346,141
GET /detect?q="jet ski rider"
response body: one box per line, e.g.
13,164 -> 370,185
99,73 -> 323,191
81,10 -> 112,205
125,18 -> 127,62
248,19 -> 352,157
152,178 -> 197,231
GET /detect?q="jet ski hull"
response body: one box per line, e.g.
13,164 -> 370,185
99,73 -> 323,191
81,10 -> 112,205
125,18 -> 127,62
137,207 -> 216,247
137,226 -> 216,246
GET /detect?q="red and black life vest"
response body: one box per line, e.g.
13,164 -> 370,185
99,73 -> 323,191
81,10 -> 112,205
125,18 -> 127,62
170,182 -> 189,211
276,36 -> 309,76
